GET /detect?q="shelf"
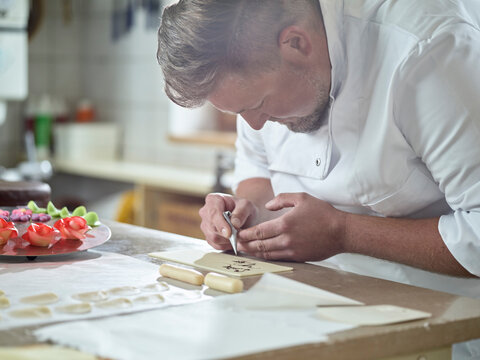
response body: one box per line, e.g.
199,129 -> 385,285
53,159 -> 218,196
168,131 -> 236,148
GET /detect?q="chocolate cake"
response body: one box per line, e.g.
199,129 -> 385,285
0,181 -> 51,207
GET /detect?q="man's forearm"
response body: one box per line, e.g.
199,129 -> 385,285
342,213 -> 473,277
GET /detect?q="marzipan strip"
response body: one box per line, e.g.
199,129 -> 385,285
159,264 -> 204,286
205,272 -> 243,293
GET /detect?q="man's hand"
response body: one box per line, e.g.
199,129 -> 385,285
237,191 -> 472,277
199,193 -> 258,251
238,192 -> 346,261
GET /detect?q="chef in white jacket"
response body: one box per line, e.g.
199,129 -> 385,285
157,0 -> 480,357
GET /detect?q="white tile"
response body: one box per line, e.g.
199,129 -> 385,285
28,12 -> 54,58
81,61 -> 113,104
81,0 -> 113,18
82,15 -> 112,58
51,60 -> 82,100
51,18 -> 82,58
83,6 -> 161,59
122,9 -> 161,57
43,0 -> 62,20
110,60 -> 168,105
28,60 -> 51,96
42,0 -> 85,19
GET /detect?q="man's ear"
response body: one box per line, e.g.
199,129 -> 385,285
278,25 -> 313,64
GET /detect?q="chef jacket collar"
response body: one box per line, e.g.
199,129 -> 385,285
319,0 -> 346,98
317,0 -> 346,178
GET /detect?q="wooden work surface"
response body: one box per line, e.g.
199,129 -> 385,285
1,221 -> 480,360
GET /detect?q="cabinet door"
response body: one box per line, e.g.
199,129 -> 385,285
137,185 -> 205,239
157,197 -> 205,239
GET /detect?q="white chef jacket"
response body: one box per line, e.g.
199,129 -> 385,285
233,0 -> 480,302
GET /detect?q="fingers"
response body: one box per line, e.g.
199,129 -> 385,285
230,198 -> 257,229
265,192 -> 306,211
238,217 -> 285,242
200,193 -> 233,237
238,237 -> 294,261
199,218 -> 231,251
199,193 -> 258,251
199,193 -> 233,250
205,234 -> 232,251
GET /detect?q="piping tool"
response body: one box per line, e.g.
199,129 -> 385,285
223,211 -> 238,255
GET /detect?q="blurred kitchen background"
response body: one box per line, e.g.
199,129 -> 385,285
0,0 -> 236,238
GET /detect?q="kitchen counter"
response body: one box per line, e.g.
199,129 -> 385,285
2,220 -> 480,359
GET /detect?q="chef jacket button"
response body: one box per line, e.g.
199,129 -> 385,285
315,158 -> 321,166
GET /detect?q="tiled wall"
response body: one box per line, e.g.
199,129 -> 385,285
1,0 -> 227,172
28,1 -> 82,100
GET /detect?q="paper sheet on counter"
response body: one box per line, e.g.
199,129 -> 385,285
220,272 -> 363,308
316,304 -> 431,326
0,250 -> 210,330
35,273 -> 355,360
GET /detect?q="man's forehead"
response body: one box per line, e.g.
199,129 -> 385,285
208,74 -> 252,112
215,73 -> 250,91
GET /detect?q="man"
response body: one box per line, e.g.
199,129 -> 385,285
158,1 -> 480,356
158,0 -> 480,297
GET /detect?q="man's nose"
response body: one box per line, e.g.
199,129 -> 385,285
241,111 -> 269,130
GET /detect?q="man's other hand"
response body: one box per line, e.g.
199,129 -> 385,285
237,192 -> 346,261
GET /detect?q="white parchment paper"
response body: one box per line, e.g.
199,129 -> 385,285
0,250 -> 209,330
221,272 -> 363,308
35,273 -> 356,360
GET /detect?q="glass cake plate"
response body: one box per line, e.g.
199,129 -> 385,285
0,223 -> 111,260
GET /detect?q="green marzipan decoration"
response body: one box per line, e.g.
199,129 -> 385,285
60,207 -> 71,218
27,200 -> 101,226
84,211 -> 101,227
72,206 -> 87,217
27,200 -> 46,214
47,201 -> 61,217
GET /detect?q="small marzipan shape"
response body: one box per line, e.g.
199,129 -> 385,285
96,298 -> 133,309
47,201 -> 61,217
72,206 -> 87,217
9,306 -> 52,318
72,290 -> 108,302
55,303 -> 92,315
159,263 -> 204,286
27,200 -> 46,214
20,292 -> 59,305
133,294 -> 164,305
142,282 -> 169,292
83,211 -> 101,227
204,272 -> 244,293
107,286 -> 140,296
59,207 -> 70,218
0,296 -> 10,309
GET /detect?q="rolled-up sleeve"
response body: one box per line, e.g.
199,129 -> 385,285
395,24 -> 480,276
232,117 -> 270,193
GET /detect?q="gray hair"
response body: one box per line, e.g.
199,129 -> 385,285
157,0 -> 321,107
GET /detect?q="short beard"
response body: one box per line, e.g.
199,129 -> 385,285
286,99 -> 330,133
284,68 -> 331,133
